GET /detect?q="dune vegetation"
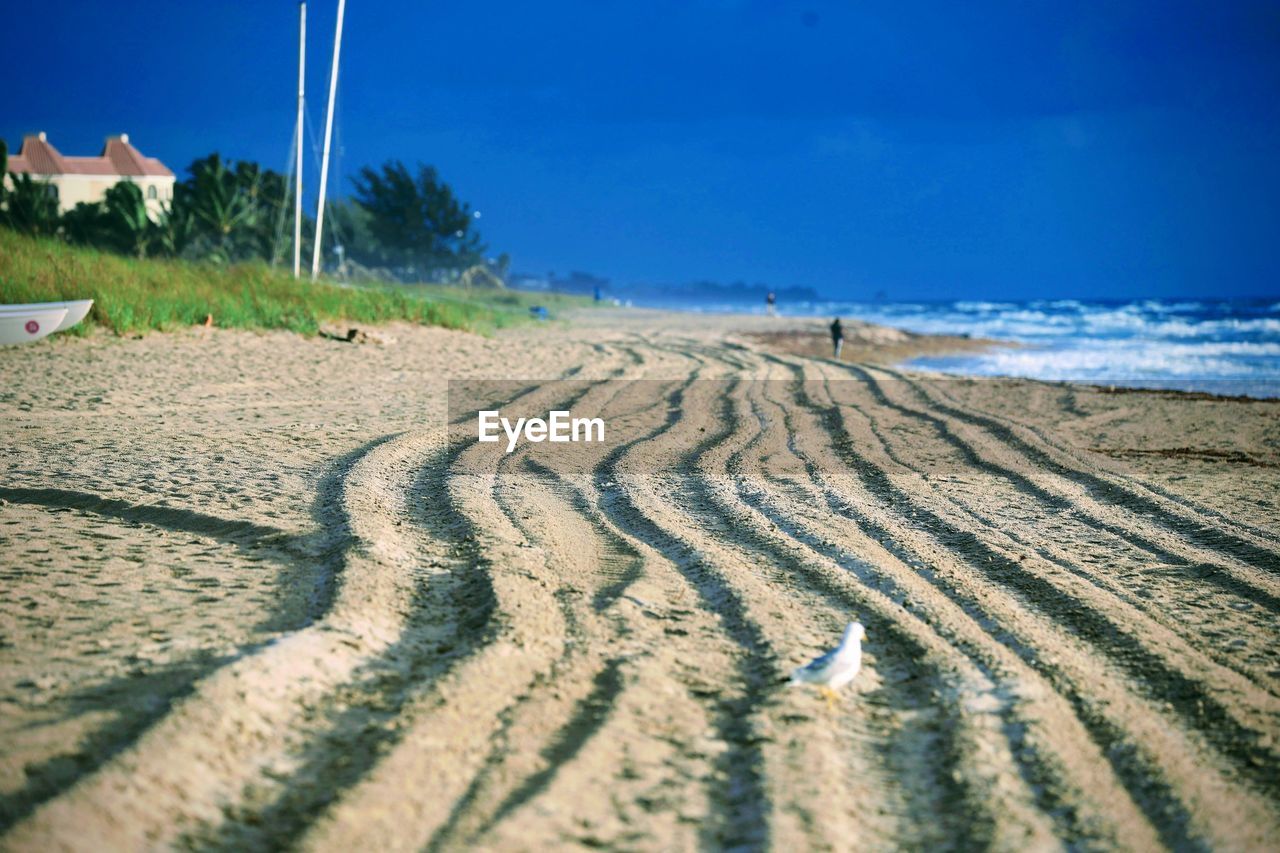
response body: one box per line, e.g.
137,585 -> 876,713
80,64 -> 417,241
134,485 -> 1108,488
0,230 -> 587,337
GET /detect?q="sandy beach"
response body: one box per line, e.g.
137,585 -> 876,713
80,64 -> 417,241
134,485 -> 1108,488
2,308 -> 1278,851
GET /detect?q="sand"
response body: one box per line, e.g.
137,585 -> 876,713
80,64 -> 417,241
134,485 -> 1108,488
1,308 -> 1277,851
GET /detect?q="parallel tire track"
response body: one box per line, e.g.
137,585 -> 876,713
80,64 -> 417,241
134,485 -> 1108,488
10,331 -> 1278,853
3,432 -> 439,850
825,367 -> 1280,693
876,366 -> 1280,570
776,365 -> 1280,848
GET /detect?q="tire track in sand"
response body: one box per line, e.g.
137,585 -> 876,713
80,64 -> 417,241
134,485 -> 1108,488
179,437 -> 500,848
772,363 -> 1280,849
297,360 -> 750,850
2,432 -> 437,850
745,370 -> 1172,848
572,363 -> 1014,848
825,366 -> 1280,743
287,376 -> 617,851
829,365 -> 1280,694
418,378 -> 721,851
586,378 -> 780,849
934,374 -> 1280,547
878,366 -> 1280,571
8,339 -> 641,849
166,352 -> 651,845
677,377 -> 1058,850
847,364 -> 1280,618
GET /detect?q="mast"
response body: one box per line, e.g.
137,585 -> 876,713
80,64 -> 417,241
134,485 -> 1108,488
293,1 -> 306,278
311,0 -> 345,281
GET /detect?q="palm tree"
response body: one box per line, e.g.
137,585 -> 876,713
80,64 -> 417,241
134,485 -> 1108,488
2,173 -> 61,237
232,160 -> 289,262
102,181 -> 153,258
152,195 -> 195,258
61,200 -> 109,247
183,154 -> 260,262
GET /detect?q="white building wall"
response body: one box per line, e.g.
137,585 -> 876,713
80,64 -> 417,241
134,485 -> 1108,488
51,174 -> 176,219
3,173 -> 176,219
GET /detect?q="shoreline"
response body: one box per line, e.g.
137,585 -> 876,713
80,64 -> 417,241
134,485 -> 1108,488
603,305 -> 1280,402
736,320 -> 1000,367
14,300 -> 1279,405
630,298 -> 1279,402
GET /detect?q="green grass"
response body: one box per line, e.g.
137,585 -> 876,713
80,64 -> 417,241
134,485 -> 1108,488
0,230 -> 591,337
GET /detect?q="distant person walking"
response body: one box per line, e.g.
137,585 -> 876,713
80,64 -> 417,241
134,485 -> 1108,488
830,317 -> 844,359
766,291 -> 777,316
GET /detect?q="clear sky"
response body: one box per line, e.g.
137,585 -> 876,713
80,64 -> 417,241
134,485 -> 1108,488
7,1 -> 1280,299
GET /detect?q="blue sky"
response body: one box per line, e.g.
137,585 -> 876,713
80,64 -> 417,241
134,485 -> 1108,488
7,1 -> 1280,299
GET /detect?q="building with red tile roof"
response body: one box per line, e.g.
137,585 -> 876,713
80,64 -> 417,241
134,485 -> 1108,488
5,132 -> 176,217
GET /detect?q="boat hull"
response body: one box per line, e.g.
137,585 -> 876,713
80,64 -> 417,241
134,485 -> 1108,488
0,308 -> 70,345
0,299 -> 94,333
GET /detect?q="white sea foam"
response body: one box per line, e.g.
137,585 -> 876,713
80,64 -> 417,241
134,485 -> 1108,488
836,297 -> 1280,394
643,294 -> 1278,391
928,341 -> 1280,378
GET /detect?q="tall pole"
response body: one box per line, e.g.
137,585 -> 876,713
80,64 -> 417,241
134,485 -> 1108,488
293,2 -> 306,278
311,0 -> 345,281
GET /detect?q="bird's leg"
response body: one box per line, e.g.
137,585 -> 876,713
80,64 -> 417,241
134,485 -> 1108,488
820,686 -> 839,710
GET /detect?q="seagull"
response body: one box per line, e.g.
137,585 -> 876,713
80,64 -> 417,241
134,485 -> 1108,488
790,622 -> 866,704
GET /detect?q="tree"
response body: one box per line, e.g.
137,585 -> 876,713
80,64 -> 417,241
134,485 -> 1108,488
180,154 -> 259,262
0,135 -> 58,237
0,144 -> 500,280
61,201 -> 110,248
2,173 -> 61,237
232,159 -> 289,263
59,181 -> 158,257
101,181 -> 154,258
349,160 -> 484,275
152,197 -> 195,258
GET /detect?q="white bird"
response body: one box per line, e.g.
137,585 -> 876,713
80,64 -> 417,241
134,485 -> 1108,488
790,622 -> 866,704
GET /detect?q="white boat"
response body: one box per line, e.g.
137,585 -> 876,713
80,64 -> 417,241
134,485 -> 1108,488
0,299 -> 94,333
0,307 -> 69,346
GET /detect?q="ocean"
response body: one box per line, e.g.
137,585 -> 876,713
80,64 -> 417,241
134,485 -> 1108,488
668,297 -> 1280,398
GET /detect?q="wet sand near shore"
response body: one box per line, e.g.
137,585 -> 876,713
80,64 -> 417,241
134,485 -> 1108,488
741,321 -> 997,365
1,307 -> 1278,850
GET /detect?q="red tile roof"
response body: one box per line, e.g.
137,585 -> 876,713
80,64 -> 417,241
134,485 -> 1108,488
7,133 -> 173,178
7,134 -> 65,174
